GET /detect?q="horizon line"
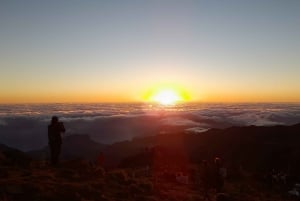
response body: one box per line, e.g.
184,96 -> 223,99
1,101 -> 300,105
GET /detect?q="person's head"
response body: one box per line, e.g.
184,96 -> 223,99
215,157 -> 222,165
51,116 -> 58,124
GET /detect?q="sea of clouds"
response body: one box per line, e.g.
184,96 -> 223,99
0,103 -> 299,151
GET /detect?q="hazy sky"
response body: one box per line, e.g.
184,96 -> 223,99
0,0 -> 299,103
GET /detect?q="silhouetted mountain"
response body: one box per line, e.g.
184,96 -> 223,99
0,143 -> 31,167
105,123 -> 300,174
28,134 -> 107,160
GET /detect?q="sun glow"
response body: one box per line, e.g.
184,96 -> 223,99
152,89 -> 181,105
144,85 -> 190,105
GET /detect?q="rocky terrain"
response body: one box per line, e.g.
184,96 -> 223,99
1,124 -> 300,201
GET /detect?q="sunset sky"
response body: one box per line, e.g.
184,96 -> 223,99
0,0 -> 299,103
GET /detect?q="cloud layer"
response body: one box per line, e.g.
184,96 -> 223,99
0,103 -> 299,151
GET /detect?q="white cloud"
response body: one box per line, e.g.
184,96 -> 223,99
160,117 -> 201,126
185,127 -> 209,133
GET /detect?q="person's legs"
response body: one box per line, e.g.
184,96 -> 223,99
49,144 -> 55,165
50,143 -> 61,165
203,185 -> 211,201
54,143 -> 61,164
216,177 -> 224,193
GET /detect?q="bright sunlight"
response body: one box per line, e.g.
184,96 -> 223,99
152,89 -> 182,105
144,85 -> 190,105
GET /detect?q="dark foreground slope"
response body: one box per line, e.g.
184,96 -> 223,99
0,157 -> 296,201
1,124 -> 300,201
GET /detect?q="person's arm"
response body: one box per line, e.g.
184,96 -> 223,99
48,125 -> 55,143
60,122 -> 66,133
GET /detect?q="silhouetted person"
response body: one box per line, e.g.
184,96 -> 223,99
48,116 -> 65,165
213,157 -> 226,193
201,160 -> 212,201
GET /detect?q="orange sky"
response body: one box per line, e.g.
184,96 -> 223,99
1,1 -> 300,104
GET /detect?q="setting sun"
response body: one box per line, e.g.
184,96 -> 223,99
143,84 -> 190,105
152,89 -> 181,105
